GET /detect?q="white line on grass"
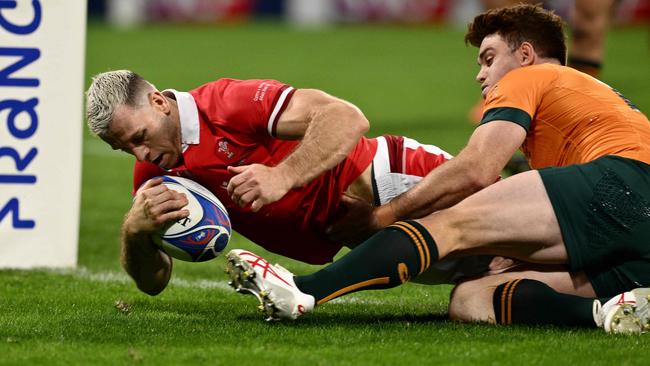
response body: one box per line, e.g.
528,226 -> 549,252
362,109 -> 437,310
58,267 -> 380,305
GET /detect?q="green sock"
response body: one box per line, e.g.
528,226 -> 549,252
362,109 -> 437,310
295,220 -> 438,305
493,279 -> 599,327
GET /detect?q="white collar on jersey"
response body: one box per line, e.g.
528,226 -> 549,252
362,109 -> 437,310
162,89 -> 199,152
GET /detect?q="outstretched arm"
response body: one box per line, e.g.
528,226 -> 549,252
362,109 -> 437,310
121,178 -> 189,295
227,89 -> 369,211
375,121 -> 527,226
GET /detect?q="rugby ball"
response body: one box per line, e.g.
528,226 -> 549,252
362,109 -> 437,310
150,176 -> 231,262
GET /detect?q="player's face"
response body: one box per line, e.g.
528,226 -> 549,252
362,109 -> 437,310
475,34 -> 523,99
105,94 -> 182,170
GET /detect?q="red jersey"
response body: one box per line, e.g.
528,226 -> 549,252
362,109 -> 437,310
134,79 -> 377,264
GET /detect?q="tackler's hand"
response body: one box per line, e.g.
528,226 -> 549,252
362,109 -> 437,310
326,193 -> 392,246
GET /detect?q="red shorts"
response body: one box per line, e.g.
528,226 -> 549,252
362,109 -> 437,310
372,135 -> 452,205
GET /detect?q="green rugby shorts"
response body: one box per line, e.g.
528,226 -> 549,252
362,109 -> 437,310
539,155 -> 650,297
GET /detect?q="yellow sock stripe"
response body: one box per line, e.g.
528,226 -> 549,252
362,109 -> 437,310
317,277 -> 390,305
389,222 -> 426,274
388,223 -> 425,274
396,221 -> 431,273
500,280 -> 516,325
506,279 -> 523,325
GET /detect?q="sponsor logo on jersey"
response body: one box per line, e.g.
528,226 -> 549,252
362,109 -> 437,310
253,82 -> 271,102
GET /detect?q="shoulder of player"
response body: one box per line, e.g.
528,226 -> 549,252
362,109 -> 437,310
188,78 -> 250,111
189,78 -> 239,95
191,78 -> 292,105
194,78 -> 288,91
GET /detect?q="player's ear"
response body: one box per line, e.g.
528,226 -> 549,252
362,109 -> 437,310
519,42 -> 536,66
149,91 -> 171,114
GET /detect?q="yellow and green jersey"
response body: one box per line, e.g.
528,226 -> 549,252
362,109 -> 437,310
480,64 -> 650,168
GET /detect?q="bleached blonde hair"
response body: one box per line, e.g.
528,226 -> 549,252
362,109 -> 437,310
85,70 -> 154,137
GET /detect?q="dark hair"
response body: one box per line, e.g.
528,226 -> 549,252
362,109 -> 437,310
465,4 -> 567,65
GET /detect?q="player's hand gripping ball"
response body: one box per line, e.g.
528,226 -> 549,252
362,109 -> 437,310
150,176 -> 231,262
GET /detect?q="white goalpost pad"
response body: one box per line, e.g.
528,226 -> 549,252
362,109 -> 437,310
0,0 -> 86,268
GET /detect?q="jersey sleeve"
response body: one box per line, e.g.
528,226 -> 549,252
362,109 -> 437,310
480,66 -> 558,131
210,78 -> 296,138
132,161 -> 167,196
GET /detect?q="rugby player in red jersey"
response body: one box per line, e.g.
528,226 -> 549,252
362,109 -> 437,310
86,73 -> 495,297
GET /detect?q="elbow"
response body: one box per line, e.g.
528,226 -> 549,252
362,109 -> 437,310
123,263 -> 171,296
351,106 -> 370,136
137,281 -> 167,296
348,105 -> 370,137
456,151 -> 502,193
465,176 -> 488,194
355,112 -> 370,136
332,102 -> 369,137
463,168 -> 495,193
133,265 -> 171,296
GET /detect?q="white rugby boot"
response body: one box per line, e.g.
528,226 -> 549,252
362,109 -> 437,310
225,249 -> 315,321
593,288 -> 650,334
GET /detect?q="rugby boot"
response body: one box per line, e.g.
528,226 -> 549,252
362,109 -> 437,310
593,288 -> 650,334
225,249 -> 315,321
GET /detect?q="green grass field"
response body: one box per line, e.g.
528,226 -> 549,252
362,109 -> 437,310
2,21 -> 650,365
